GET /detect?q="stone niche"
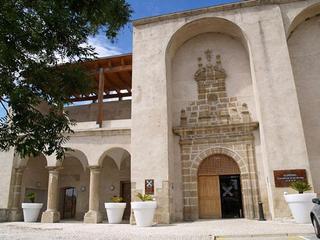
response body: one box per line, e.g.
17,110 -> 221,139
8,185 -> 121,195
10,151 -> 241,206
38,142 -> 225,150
173,49 -> 260,220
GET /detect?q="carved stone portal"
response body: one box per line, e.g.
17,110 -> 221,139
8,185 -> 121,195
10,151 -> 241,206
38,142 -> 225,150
173,50 -> 260,220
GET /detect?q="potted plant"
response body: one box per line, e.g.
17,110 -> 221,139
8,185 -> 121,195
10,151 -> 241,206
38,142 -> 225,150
104,196 -> 126,224
21,192 -> 43,222
284,180 -> 316,223
131,193 -> 157,227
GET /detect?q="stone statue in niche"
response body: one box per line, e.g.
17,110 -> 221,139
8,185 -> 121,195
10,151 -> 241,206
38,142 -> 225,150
180,49 -> 251,127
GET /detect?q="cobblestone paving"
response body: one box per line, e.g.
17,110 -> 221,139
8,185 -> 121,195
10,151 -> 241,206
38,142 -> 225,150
0,219 -> 315,240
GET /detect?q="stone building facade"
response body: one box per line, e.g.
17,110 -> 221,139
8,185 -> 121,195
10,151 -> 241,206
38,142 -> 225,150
1,0 -> 320,224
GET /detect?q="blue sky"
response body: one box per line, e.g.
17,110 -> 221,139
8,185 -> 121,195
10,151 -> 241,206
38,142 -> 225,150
90,0 -> 240,56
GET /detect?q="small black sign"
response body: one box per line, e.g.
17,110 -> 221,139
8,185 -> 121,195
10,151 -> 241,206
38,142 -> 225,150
145,179 -> 154,195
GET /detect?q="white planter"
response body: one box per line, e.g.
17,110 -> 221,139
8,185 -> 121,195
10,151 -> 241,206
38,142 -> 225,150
22,203 -> 43,222
131,201 -> 157,227
284,192 -> 317,223
104,203 -> 126,224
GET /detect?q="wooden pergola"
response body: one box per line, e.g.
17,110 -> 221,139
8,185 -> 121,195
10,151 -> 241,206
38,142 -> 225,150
70,53 -> 132,127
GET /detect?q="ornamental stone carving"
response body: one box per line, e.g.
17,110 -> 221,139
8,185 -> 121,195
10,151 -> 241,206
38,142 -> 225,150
179,49 -> 252,128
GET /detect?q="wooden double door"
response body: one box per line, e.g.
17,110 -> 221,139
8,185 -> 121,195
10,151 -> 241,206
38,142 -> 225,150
198,174 -> 243,219
198,154 -> 243,219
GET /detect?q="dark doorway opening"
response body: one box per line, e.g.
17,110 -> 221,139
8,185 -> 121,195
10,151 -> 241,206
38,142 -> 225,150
219,175 -> 243,218
120,181 -> 131,220
62,187 -> 77,219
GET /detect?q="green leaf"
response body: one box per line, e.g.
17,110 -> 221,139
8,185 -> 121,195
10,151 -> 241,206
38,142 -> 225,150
137,193 -> 153,201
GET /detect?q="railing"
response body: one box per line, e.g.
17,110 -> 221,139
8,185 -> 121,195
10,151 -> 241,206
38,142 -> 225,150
65,100 -> 131,123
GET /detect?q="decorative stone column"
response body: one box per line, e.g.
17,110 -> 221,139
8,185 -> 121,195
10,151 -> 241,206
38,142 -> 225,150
84,166 -> 102,223
9,167 -> 25,221
41,167 -> 61,223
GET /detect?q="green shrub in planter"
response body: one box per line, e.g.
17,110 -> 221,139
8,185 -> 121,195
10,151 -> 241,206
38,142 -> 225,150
137,193 -> 153,201
132,193 -> 157,226
26,192 -> 36,203
111,196 -> 124,203
290,180 -> 312,194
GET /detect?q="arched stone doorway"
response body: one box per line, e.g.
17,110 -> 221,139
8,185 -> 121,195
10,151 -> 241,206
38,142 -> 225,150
198,154 -> 243,219
173,143 -> 259,221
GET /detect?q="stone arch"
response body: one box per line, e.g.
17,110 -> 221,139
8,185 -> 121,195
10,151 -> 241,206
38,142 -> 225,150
98,147 -> 131,170
64,148 -> 89,171
191,147 -> 249,174
287,2 -> 320,39
15,153 -> 48,168
166,17 -> 250,59
165,17 -> 253,108
168,17 -> 259,221
165,18 -> 254,119
198,154 -> 240,175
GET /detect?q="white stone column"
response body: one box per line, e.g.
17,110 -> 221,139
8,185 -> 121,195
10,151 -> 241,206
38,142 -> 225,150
41,167 -> 60,223
9,167 -> 25,221
84,166 -> 102,223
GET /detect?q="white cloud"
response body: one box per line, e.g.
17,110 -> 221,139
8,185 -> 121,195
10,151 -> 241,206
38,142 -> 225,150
87,36 -> 123,57
56,35 -> 123,64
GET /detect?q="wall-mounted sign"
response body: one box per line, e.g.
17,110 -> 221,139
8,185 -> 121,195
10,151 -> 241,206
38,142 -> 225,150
145,179 -> 154,195
273,169 -> 307,187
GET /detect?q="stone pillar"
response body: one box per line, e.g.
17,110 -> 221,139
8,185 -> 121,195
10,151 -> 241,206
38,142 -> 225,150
84,166 -> 102,223
247,8 -> 312,218
9,167 -> 25,221
41,167 -> 60,223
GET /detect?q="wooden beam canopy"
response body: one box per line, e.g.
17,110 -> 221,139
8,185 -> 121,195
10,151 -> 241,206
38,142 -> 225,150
69,53 -> 132,103
67,53 -> 132,128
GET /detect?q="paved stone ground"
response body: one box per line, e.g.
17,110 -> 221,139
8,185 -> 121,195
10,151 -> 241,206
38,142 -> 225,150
216,235 -> 317,240
0,219 -> 315,240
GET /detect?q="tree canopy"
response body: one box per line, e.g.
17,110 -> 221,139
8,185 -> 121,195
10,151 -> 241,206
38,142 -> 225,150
0,0 -> 132,159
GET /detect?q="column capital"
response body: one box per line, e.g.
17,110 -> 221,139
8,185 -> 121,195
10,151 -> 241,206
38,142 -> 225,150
88,165 -> 101,171
15,166 -> 26,173
46,166 -> 63,172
